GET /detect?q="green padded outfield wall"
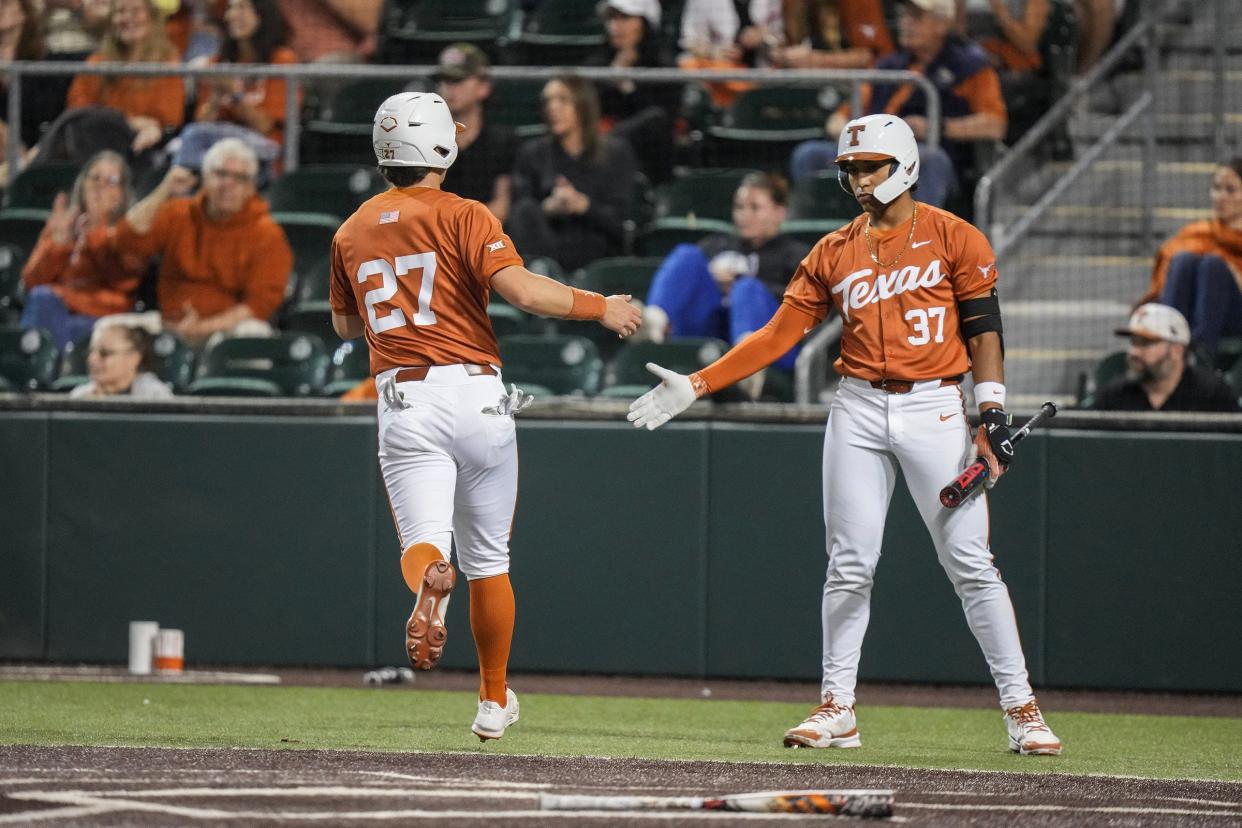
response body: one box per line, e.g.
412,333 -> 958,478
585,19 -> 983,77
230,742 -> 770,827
3,411 -> 1241,691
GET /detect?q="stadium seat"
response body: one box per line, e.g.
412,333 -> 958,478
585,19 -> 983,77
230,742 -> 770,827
52,333 -> 91,392
487,79 -> 549,139
577,256 -> 664,298
634,221 -> 732,258
513,0 -> 606,64
0,243 -> 27,323
789,171 -> 860,223
0,208 -> 50,261
150,331 -> 197,392
379,0 -> 514,63
284,257 -> 337,344
498,334 -> 601,396
597,338 -> 728,399
303,78 -> 407,164
488,303 -> 547,338
188,333 -> 329,397
653,168 -> 757,226
265,164 -> 385,223
779,218 -> 848,246
0,326 -> 58,391
1078,350 -> 1126,407
5,162 -> 80,210
272,212 -> 336,286
324,338 -> 370,396
708,86 -> 832,143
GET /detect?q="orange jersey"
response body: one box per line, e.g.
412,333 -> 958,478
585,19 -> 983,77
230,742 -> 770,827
784,203 -> 997,381
330,187 -> 523,376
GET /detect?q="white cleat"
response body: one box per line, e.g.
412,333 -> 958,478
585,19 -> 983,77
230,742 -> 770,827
1005,698 -> 1062,755
783,696 -> 861,749
472,687 -> 520,741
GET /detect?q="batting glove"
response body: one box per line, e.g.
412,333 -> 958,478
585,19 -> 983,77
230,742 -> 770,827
627,363 -> 696,430
980,408 -> 1015,465
482,384 -> 535,417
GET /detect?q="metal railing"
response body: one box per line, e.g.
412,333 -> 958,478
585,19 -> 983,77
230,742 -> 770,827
0,62 -> 941,179
973,0 -> 1193,257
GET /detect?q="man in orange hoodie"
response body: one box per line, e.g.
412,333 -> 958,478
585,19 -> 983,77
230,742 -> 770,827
110,137 -> 292,344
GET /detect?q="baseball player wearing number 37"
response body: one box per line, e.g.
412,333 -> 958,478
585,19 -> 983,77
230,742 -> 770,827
330,93 -> 640,741
630,114 -> 1061,756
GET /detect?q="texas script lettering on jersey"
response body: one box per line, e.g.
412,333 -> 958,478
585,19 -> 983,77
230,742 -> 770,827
832,259 -> 947,321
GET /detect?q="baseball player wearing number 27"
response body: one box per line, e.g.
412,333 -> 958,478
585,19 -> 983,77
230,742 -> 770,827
330,93 -> 640,741
630,114 -> 1060,756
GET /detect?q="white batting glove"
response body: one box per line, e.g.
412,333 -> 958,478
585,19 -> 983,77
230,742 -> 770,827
482,383 -> 535,417
627,363 -> 696,430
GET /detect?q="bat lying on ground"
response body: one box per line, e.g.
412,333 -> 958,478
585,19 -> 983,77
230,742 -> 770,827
939,401 -> 1058,508
539,789 -> 895,818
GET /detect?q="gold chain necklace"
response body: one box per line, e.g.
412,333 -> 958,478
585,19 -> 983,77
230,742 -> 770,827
864,202 -> 919,268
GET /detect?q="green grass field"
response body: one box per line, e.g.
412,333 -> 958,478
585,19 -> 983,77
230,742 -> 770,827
2,681 -> 1240,782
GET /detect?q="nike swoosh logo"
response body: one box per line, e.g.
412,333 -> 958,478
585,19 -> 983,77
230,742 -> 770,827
803,326 -> 814,335
911,240 -> 932,248
939,412 -> 956,421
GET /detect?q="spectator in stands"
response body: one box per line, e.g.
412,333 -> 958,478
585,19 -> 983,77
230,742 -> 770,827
642,172 -> 810,375
508,75 -> 637,273
275,0 -> 379,62
1092,303 -> 1239,412
592,0 -> 680,184
768,0 -> 894,70
1136,159 -> 1242,358
678,0 -> 784,107
959,0 -> 1051,143
63,0 -> 185,154
69,320 -> 174,398
0,0 -> 67,185
43,0 -> 113,61
788,0 -> 1007,208
434,43 -> 516,223
175,0 -> 295,182
20,151 -> 149,348
109,137 -> 292,345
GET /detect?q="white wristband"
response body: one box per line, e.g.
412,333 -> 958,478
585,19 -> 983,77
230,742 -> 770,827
974,381 -> 1006,409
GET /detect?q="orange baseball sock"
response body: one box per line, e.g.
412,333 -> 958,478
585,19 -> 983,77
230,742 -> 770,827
400,543 -> 446,594
469,573 -> 514,704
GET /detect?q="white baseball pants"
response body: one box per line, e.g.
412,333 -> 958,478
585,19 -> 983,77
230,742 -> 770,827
821,377 -> 1034,710
376,365 -> 517,580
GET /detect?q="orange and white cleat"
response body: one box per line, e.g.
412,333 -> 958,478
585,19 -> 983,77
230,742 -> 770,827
405,559 -> 455,670
1005,698 -> 1062,755
783,695 -> 861,749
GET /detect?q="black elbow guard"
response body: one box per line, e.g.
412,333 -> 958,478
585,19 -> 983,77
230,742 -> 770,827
959,289 -> 1004,350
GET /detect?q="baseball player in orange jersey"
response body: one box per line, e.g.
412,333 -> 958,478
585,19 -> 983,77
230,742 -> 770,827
330,92 -> 640,741
630,114 -> 1061,756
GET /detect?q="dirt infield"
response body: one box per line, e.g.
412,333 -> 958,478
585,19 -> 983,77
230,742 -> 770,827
2,744 -> 1240,826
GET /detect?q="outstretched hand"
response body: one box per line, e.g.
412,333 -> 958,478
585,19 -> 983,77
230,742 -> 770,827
601,294 -> 641,339
627,363 -> 697,430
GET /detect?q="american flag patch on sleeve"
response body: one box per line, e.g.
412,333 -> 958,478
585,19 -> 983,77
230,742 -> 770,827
380,210 -> 400,224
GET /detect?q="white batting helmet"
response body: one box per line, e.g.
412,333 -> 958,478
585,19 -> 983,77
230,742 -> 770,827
372,93 -> 460,170
834,114 -> 920,204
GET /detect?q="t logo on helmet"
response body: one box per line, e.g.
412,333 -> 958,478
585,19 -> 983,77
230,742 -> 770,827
847,124 -> 867,146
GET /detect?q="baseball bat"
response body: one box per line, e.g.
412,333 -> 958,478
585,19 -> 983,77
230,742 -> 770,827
539,789 -> 895,818
939,401 -> 1058,509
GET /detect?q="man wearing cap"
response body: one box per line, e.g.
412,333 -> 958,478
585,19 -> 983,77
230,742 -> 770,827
790,0 -> 1007,207
1093,303 -> 1239,412
434,44 -> 517,223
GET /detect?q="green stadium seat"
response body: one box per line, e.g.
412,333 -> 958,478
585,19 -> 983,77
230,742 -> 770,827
150,331 -> 197,392
577,256 -> 664,298
1213,336 -> 1242,372
597,338 -> 729,399
488,303 -> 548,338
283,258 -> 337,344
487,79 -> 549,139
0,326 -> 58,391
0,208 -> 50,261
1078,350 -> 1126,407
188,333 -> 329,397
324,339 -> 370,396
265,164 -> 385,223
708,86 -> 832,143
789,170 -> 860,222
779,218 -> 849,246
272,212 -> 337,285
5,162 -> 81,210
52,332 -> 91,392
653,168 -> 757,225
380,0 -> 515,63
514,0 -> 606,64
498,334 -> 601,396
0,242 -> 27,322
634,220 -> 732,258
304,78 -> 407,164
